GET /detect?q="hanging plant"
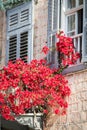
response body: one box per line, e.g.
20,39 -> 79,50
0,32 -> 80,120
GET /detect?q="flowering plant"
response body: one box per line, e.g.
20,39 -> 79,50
0,32 -> 80,120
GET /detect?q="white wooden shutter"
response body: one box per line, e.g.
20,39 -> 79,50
6,1 -> 32,63
82,0 -> 87,62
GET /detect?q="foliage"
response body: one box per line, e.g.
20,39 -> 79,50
0,0 -> 31,10
0,32 -> 80,120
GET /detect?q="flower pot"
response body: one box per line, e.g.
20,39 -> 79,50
15,113 -> 43,130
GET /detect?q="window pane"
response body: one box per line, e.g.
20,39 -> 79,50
79,0 -> 83,5
67,0 -> 76,9
67,15 -> 75,31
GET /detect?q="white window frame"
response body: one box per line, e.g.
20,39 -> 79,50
64,0 -> 83,36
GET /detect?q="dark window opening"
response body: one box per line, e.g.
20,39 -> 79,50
78,9 -> 83,34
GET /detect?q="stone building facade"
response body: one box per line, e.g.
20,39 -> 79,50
0,0 -> 87,130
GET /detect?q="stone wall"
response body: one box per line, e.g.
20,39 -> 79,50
33,0 -> 48,60
44,69 -> 87,130
0,11 -> 6,67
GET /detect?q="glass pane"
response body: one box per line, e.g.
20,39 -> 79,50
79,0 -> 83,5
67,14 -> 75,32
67,0 -> 76,9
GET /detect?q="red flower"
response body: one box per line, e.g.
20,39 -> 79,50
43,109 -> 48,114
42,46 -> 49,54
54,109 -> 59,114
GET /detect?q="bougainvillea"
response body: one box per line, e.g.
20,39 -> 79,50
0,32 -> 80,120
56,31 -> 80,66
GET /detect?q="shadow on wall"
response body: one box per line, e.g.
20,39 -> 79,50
1,117 -> 34,130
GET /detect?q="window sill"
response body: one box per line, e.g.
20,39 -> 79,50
62,63 -> 87,75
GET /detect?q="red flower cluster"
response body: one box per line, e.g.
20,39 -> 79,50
56,32 -> 80,66
0,59 -> 70,120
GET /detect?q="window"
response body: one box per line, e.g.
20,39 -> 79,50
6,1 -> 33,64
66,1 -> 83,36
47,0 -> 59,66
65,0 -> 83,62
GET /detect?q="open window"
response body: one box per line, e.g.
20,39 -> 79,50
65,0 -> 83,63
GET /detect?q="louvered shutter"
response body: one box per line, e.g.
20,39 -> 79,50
6,1 -> 32,63
53,0 -> 58,30
48,0 -> 52,34
7,2 -> 32,31
82,0 -> 87,62
47,0 -> 58,67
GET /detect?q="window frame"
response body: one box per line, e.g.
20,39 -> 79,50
61,0 -> 86,74
65,1 -> 83,36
